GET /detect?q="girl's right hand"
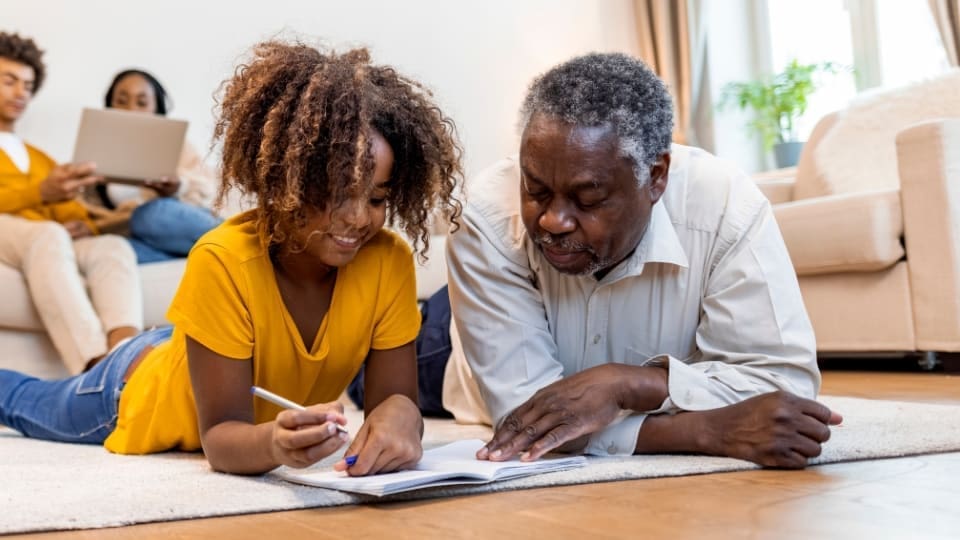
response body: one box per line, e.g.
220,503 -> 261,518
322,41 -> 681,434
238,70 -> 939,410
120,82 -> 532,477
270,401 -> 349,468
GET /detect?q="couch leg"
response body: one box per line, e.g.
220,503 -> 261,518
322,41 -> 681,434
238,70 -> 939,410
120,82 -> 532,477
917,351 -> 939,371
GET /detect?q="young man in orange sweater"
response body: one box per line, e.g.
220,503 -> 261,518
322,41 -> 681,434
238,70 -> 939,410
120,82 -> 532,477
0,31 -> 141,373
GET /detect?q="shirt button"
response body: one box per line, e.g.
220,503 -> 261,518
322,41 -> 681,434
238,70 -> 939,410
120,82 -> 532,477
607,443 -> 617,454
593,334 -> 601,344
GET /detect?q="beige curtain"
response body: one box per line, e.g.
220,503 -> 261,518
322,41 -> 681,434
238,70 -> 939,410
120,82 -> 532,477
929,0 -> 960,66
634,0 -> 706,145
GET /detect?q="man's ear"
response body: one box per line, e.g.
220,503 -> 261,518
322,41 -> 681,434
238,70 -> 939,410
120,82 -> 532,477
646,153 -> 671,203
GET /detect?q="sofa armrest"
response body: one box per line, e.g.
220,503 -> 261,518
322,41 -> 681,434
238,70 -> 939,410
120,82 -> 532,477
753,166 -> 797,181
774,189 -> 904,276
753,167 -> 797,204
755,178 -> 796,204
897,119 -> 960,350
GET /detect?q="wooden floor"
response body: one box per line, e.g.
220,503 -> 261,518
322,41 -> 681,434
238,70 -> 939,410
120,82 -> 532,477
13,370 -> 960,539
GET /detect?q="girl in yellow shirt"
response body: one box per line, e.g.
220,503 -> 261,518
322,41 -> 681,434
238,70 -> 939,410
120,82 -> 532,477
0,41 -> 463,476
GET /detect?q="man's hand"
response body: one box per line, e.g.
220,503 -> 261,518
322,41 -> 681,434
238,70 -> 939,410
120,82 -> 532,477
478,364 -> 664,462
62,220 -> 93,239
39,162 -> 102,203
699,391 -> 843,469
335,394 -> 423,476
144,176 -> 181,197
269,401 -> 349,469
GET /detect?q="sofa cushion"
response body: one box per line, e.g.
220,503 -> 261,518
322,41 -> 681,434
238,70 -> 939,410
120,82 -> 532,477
0,259 -> 185,332
774,189 -> 904,276
754,177 -> 796,205
139,259 -> 188,327
811,70 -> 960,198
791,113 -> 839,200
0,262 -> 40,331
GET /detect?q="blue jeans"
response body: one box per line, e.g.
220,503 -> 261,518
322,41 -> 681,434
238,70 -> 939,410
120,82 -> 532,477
128,198 -> 222,264
0,327 -> 173,444
348,286 -> 452,417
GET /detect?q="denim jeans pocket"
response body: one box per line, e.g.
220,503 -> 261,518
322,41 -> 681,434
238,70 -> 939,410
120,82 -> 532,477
75,361 -> 110,394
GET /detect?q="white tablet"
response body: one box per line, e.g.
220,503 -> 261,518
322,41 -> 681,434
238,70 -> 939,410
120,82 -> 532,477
71,107 -> 187,184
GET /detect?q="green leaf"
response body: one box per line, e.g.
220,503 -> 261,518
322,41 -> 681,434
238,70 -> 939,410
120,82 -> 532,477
718,59 -> 847,151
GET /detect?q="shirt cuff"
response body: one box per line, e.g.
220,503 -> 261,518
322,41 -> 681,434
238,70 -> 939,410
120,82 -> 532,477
660,355 -> 732,412
583,412 -> 646,456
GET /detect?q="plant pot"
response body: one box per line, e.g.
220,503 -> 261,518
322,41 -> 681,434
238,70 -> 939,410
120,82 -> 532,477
773,141 -> 804,168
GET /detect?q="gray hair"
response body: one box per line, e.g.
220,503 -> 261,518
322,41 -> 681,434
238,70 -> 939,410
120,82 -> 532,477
519,52 -> 674,185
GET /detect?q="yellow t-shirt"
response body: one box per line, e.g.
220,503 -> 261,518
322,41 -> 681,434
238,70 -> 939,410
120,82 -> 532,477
104,211 -> 421,454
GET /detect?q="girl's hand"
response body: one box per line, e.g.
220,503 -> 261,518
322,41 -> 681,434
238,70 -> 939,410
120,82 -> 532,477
144,176 -> 181,197
62,220 -> 94,239
334,394 -> 423,476
270,401 -> 349,469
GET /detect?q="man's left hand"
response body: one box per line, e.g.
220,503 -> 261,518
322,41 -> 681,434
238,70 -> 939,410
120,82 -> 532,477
478,364 -> 640,462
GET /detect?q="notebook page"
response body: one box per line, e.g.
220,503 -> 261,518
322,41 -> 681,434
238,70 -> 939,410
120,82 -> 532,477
273,439 -> 587,496
417,440 -> 586,480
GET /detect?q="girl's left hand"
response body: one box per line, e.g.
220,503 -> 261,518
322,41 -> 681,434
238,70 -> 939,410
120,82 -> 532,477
333,394 -> 423,476
145,176 -> 181,197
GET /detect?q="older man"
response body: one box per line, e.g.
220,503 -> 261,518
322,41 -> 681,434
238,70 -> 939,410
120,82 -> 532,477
442,52 -> 841,469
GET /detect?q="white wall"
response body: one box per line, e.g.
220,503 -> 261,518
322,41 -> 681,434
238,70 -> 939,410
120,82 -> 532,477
5,0 -> 641,179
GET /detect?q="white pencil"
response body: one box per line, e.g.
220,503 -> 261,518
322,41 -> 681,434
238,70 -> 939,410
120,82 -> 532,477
251,386 -> 348,434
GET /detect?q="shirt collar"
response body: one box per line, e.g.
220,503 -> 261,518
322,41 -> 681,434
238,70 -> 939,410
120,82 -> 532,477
602,199 -> 689,282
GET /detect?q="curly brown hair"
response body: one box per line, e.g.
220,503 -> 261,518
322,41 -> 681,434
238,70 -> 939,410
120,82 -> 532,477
213,40 -> 463,258
0,32 -> 46,93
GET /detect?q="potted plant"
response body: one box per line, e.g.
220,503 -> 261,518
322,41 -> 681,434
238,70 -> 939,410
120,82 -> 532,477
720,59 -> 841,168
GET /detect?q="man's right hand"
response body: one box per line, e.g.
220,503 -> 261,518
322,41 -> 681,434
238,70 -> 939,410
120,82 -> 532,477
39,162 -> 102,203
700,391 -> 843,469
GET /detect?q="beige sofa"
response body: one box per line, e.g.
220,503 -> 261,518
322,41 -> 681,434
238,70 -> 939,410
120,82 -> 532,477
756,116 -> 960,360
0,233 -> 448,379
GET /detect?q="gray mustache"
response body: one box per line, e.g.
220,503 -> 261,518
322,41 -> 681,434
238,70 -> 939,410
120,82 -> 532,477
534,233 -> 593,253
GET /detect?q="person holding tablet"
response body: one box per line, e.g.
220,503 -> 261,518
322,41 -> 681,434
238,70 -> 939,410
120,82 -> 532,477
0,40 -> 464,476
85,69 -> 222,263
0,31 -> 142,374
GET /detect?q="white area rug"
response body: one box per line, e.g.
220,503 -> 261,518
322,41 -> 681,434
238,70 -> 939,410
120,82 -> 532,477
814,68 -> 960,195
2,396 -> 960,534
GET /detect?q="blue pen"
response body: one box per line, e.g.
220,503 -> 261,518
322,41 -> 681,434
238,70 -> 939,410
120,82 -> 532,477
250,386 -> 358,466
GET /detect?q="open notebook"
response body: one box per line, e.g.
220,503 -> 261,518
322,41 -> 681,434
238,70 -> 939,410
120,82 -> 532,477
273,439 -> 587,497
